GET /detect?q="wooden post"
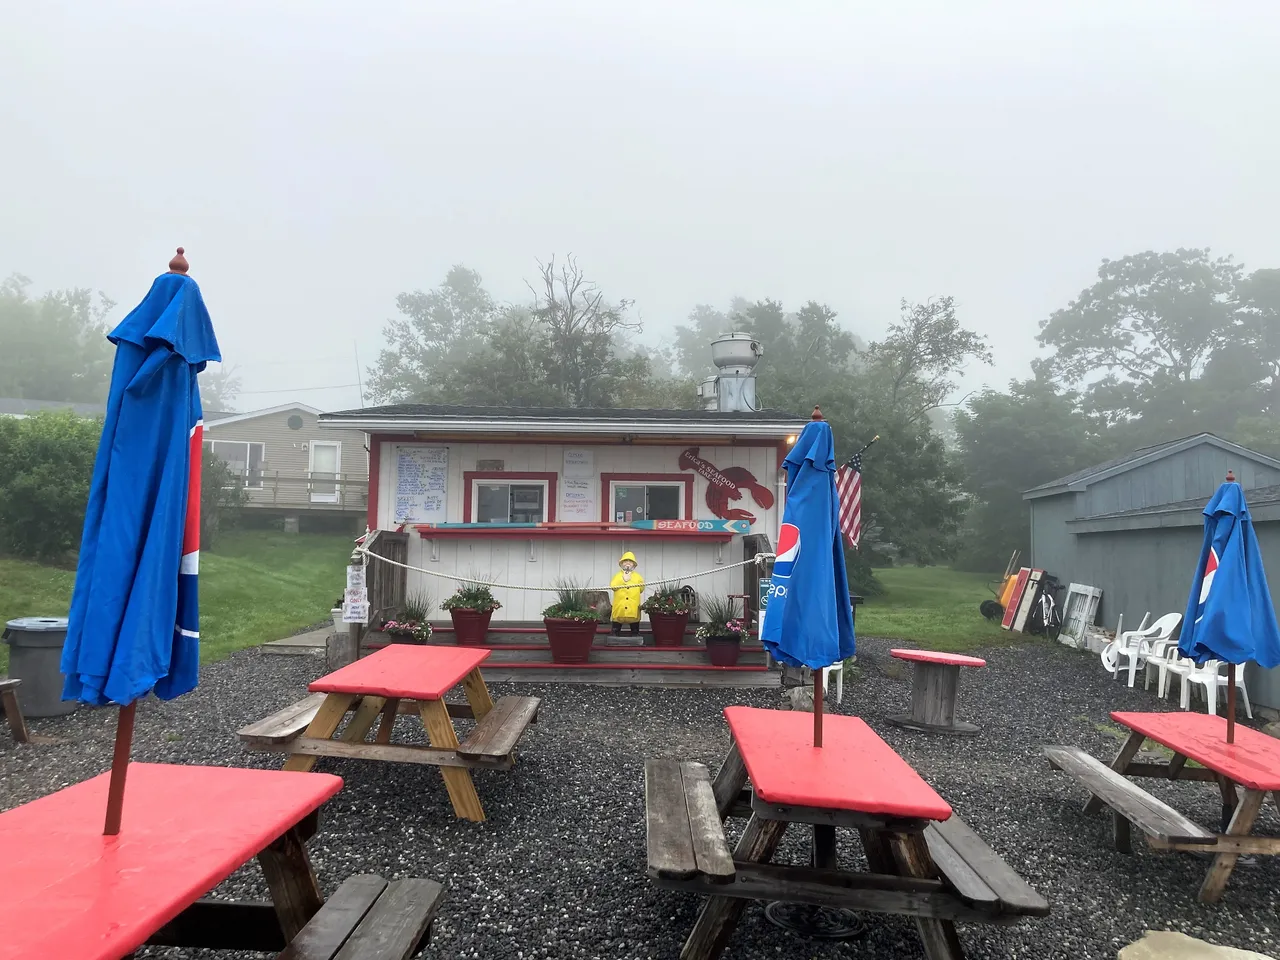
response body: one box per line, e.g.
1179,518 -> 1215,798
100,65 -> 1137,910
813,668 -> 824,748
1226,664 -> 1237,744
103,701 -> 137,835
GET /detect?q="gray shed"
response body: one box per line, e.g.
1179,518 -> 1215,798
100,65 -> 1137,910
1023,433 -> 1280,710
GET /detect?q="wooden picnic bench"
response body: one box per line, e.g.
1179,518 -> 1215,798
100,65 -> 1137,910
646,708 -> 1047,960
1,677 -> 30,743
240,644 -> 539,822
1046,710 -> 1280,903
886,649 -> 986,736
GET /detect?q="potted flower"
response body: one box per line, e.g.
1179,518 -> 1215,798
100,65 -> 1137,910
642,586 -> 692,647
696,596 -> 746,666
441,581 -> 502,646
331,598 -> 346,636
380,618 -> 432,644
542,580 -> 602,664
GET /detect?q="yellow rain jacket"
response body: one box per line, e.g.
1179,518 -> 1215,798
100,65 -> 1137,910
610,552 -> 645,622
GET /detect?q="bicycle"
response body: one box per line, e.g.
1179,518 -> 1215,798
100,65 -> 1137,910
1026,575 -> 1063,640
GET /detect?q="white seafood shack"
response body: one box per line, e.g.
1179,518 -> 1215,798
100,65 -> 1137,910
319,336 -> 805,623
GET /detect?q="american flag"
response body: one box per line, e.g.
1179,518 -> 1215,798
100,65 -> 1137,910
836,453 -> 864,550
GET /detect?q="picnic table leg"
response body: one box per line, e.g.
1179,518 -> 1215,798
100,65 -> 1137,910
711,742 -> 747,819
418,699 -> 486,822
859,827 -> 897,873
1083,730 -> 1145,815
283,694 -> 356,772
887,830 -> 966,960
257,823 -> 324,941
1,685 -> 31,744
375,698 -> 400,745
1217,775 -> 1240,834
340,695 -> 386,744
680,813 -> 788,960
1199,788 -> 1266,903
462,668 -> 495,720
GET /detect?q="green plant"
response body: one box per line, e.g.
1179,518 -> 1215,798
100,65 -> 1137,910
641,585 -> 690,615
442,580 -> 502,613
382,618 -> 432,643
696,595 -> 745,641
400,590 -> 435,621
542,579 -> 601,622
200,448 -> 246,550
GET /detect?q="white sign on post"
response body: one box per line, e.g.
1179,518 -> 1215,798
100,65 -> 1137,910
560,476 -> 596,521
344,586 -> 368,606
342,601 -> 370,624
346,565 -> 365,590
563,449 -> 594,478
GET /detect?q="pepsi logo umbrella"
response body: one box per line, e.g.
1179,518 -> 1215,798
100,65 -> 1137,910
1178,471 -> 1280,743
761,407 -> 855,746
59,248 -> 220,833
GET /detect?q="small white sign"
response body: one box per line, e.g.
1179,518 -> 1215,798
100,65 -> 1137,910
342,601 -> 370,624
346,565 -> 365,590
344,586 -> 368,606
563,448 -> 594,478
560,476 -> 596,521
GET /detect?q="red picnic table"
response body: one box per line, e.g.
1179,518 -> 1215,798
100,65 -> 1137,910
239,644 -> 540,823
0,763 -> 341,959
886,649 -> 987,736
1047,710 -> 1280,903
644,706 -> 1048,960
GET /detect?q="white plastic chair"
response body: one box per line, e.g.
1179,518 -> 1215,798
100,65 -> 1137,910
1178,660 -> 1252,718
1111,613 -> 1181,688
821,663 -> 845,704
1144,636 -> 1181,691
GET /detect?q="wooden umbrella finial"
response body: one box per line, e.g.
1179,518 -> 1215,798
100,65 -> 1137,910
168,247 -> 189,275
811,406 -> 824,421
1226,470 -> 1237,483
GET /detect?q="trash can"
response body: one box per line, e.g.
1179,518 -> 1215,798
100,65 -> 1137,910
2,617 -> 77,717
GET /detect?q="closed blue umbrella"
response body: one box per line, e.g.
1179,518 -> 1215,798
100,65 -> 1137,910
761,408 -> 855,746
1178,471 -> 1280,742
60,248 -> 220,832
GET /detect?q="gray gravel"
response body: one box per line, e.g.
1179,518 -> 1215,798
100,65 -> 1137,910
4,637 -> 1280,959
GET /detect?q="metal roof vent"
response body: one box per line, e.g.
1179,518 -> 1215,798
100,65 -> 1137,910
698,332 -> 762,413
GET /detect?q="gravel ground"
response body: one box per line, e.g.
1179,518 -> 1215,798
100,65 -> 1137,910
4,637 -> 1280,960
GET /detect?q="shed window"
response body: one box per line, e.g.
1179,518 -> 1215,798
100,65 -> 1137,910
611,483 -> 683,522
473,481 -> 548,523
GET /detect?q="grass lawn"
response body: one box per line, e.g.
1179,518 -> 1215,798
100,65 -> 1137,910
857,565 -> 1012,651
0,530 -> 353,672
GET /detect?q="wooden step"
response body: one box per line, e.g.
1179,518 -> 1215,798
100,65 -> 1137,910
477,663 -> 779,687
365,640 -> 768,667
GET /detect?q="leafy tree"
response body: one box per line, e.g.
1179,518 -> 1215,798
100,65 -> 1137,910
366,265 -> 497,403
0,274 -> 115,403
1235,267 -> 1280,416
200,448 -> 245,549
952,379 -> 1107,572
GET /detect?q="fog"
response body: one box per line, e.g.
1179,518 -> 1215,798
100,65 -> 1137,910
3,0 -> 1279,412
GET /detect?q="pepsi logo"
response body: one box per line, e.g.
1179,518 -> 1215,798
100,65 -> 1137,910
776,523 -> 800,563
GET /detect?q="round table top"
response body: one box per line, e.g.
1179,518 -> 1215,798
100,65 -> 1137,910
890,648 -> 987,668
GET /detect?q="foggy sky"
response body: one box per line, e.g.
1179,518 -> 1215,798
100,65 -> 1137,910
3,1 -> 1279,413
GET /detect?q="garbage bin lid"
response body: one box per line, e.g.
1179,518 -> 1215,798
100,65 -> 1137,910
5,616 -> 70,631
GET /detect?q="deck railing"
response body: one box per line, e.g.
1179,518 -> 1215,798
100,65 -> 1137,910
226,471 -> 369,509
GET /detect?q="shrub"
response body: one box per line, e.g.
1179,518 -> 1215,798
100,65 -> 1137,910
441,580 -> 502,613
399,590 -> 435,621
542,579 -> 601,622
696,595 -> 745,641
641,585 -> 691,615
0,411 -> 100,563
200,448 -> 245,550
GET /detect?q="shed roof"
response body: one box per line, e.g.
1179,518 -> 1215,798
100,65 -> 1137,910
319,403 -> 808,438
1023,433 -> 1280,501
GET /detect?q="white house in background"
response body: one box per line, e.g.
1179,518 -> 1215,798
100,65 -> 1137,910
203,403 -> 370,533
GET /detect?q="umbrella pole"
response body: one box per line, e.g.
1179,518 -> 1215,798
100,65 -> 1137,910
103,702 -> 137,835
813,668 -> 824,748
1226,665 -> 1236,744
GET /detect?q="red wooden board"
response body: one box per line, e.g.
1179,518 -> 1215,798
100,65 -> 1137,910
1112,711 -> 1280,792
1001,567 -> 1031,629
310,642 -> 490,700
890,649 -> 986,668
0,763 -> 342,960
725,706 -> 952,821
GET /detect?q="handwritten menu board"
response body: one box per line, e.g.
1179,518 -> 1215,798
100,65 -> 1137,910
560,476 -> 596,521
393,446 -> 448,523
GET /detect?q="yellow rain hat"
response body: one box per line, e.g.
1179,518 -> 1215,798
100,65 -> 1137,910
619,551 -> 637,564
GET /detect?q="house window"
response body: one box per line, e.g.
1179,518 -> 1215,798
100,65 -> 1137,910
203,439 -> 265,489
610,482 -> 684,522
473,481 -> 549,523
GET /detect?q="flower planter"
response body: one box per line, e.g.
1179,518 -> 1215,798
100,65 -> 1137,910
543,617 -> 598,664
704,635 -> 743,667
648,611 -> 690,647
331,608 -> 346,635
449,608 -> 493,646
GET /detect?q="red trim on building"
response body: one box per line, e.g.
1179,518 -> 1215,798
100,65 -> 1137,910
461,471 -> 559,523
598,473 -> 695,523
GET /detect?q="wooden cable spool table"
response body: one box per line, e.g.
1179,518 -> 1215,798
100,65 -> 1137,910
886,649 -> 987,736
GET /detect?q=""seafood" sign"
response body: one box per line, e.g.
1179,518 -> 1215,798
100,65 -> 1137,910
677,447 -> 775,525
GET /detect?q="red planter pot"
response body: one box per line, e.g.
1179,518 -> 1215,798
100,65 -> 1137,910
648,611 -> 690,647
449,608 -> 493,646
705,635 -> 743,667
543,618 -> 598,664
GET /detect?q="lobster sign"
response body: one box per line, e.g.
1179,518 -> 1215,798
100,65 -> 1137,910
678,447 -> 775,525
